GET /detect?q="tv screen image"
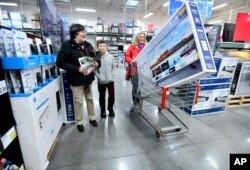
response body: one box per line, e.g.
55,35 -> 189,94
233,12 -> 250,42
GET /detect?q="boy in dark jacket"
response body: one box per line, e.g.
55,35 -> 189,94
95,40 -> 116,118
56,24 -> 101,133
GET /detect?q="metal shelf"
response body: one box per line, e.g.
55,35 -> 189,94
216,42 -> 250,50
0,126 -> 17,154
87,32 -> 133,37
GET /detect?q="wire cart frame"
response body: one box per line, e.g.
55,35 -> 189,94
129,66 -> 200,138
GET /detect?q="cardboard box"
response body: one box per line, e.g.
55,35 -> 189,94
137,2 -> 216,97
2,28 -> 15,57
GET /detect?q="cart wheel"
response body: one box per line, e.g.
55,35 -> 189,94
155,130 -> 161,138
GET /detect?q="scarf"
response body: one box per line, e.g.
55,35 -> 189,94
138,43 -> 145,51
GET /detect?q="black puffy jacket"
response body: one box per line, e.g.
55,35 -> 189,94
56,39 -> 101,86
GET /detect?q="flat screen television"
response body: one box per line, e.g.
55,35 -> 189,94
233,13 -> 250,42
222,23 -> 235,42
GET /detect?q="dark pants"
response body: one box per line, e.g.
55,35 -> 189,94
98,82 -> 115,113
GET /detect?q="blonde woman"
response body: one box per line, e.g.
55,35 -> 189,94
125,31 -> 147,109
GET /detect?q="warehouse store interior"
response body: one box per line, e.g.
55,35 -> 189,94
0,0 -> 250,170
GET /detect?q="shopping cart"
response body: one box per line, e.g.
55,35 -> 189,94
129,66 -> 200,138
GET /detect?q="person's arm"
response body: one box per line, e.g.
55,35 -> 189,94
112,55 -> 117,77
56,42 -> 80,72
125,46 -> 134,64
88,43 -> 101,69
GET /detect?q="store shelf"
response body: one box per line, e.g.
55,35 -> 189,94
22,28 -> 41,33
216,42 -> 250,50
0,126 -> 17,154
87,32 -> 133,37
1,55 -> 56,70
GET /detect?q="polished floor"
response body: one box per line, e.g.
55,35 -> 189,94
47,68 -> 250,170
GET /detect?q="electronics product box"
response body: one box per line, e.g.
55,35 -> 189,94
9,70 -> 23,94
32,66 -> 42,88
12,29 -> 30,57
41,65 -> 51,83
20,69 -> 35,94
2,28 -> 15,57
35,38 -> 43,55
0,29 -> 6,57
230,62 -> 250,96
185,57 -> 239,115
45,38 -> 53,55
136,2 -> 216,97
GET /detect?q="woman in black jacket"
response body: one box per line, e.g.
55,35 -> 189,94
57,24 -> 101,133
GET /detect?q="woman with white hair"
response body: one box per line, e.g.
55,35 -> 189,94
125,31 -> 147,109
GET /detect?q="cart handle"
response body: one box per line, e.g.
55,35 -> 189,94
194,83 -> 200,104
161,87 -> 168,109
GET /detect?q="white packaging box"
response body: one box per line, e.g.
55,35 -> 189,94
20,69 -> 35,94
35,37 -> 43,55
12,29 -> 30,57
2,28 -> 15,57
42,65 -> 51,82
137,2 -> 216,97
45,38 -> 52,55
0,29 -> 6,57
9,70 -> 23,94
32,66 -> 42,87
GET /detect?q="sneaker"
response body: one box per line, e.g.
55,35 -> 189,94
101,112 -> 106,118
77,124 -> 84,133
89,120 -> 98,127
109,111 -> 115,117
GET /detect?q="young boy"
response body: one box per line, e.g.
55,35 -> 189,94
95,40 -> 116,118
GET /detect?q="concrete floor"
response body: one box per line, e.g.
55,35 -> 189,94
47,68 -> 250,170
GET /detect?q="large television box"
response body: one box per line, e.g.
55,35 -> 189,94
137,2 -> 216,97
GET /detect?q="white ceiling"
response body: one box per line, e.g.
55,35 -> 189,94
4,0 -> 250,23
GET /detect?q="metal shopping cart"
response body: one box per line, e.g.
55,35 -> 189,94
129,65 -> 200,138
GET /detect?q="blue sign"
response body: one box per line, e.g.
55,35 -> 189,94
62,72 -> 75,121
169,0 -> 214,19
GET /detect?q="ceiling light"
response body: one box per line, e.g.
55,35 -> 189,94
126,0 -> 139,6
212,3 -> 228,11
75,8 -> 96,12
209,19 -> 223,24
0,2 -> 18,6
163,2 -> 169,7
144,12 -> 154,19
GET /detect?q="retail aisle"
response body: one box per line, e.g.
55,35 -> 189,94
47,68 -> 250,170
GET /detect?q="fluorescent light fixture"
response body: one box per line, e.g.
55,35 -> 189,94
144,12 -> 153,19
0,2 -> 18,6
126,0 -> 139,6
75,8 -> 96,12
209,19 -> 223,24
212,3 -> 228,11
163,2 -> 169,7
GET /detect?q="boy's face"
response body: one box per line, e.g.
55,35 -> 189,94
98,43 -> 106,54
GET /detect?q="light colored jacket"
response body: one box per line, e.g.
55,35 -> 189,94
95,51 -> 116,84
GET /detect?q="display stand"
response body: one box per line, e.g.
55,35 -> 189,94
0,61 -> 24,169
1,55 -> 65,170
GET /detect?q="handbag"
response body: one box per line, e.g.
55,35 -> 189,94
125,66 -> 132,81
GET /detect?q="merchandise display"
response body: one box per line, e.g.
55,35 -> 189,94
230,62 -> 250,96
12,29 -> 30,57
1,0 -> 250,169
137,2 -> 216,97
185,57 -> 239,115
1,28 -> 15,57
